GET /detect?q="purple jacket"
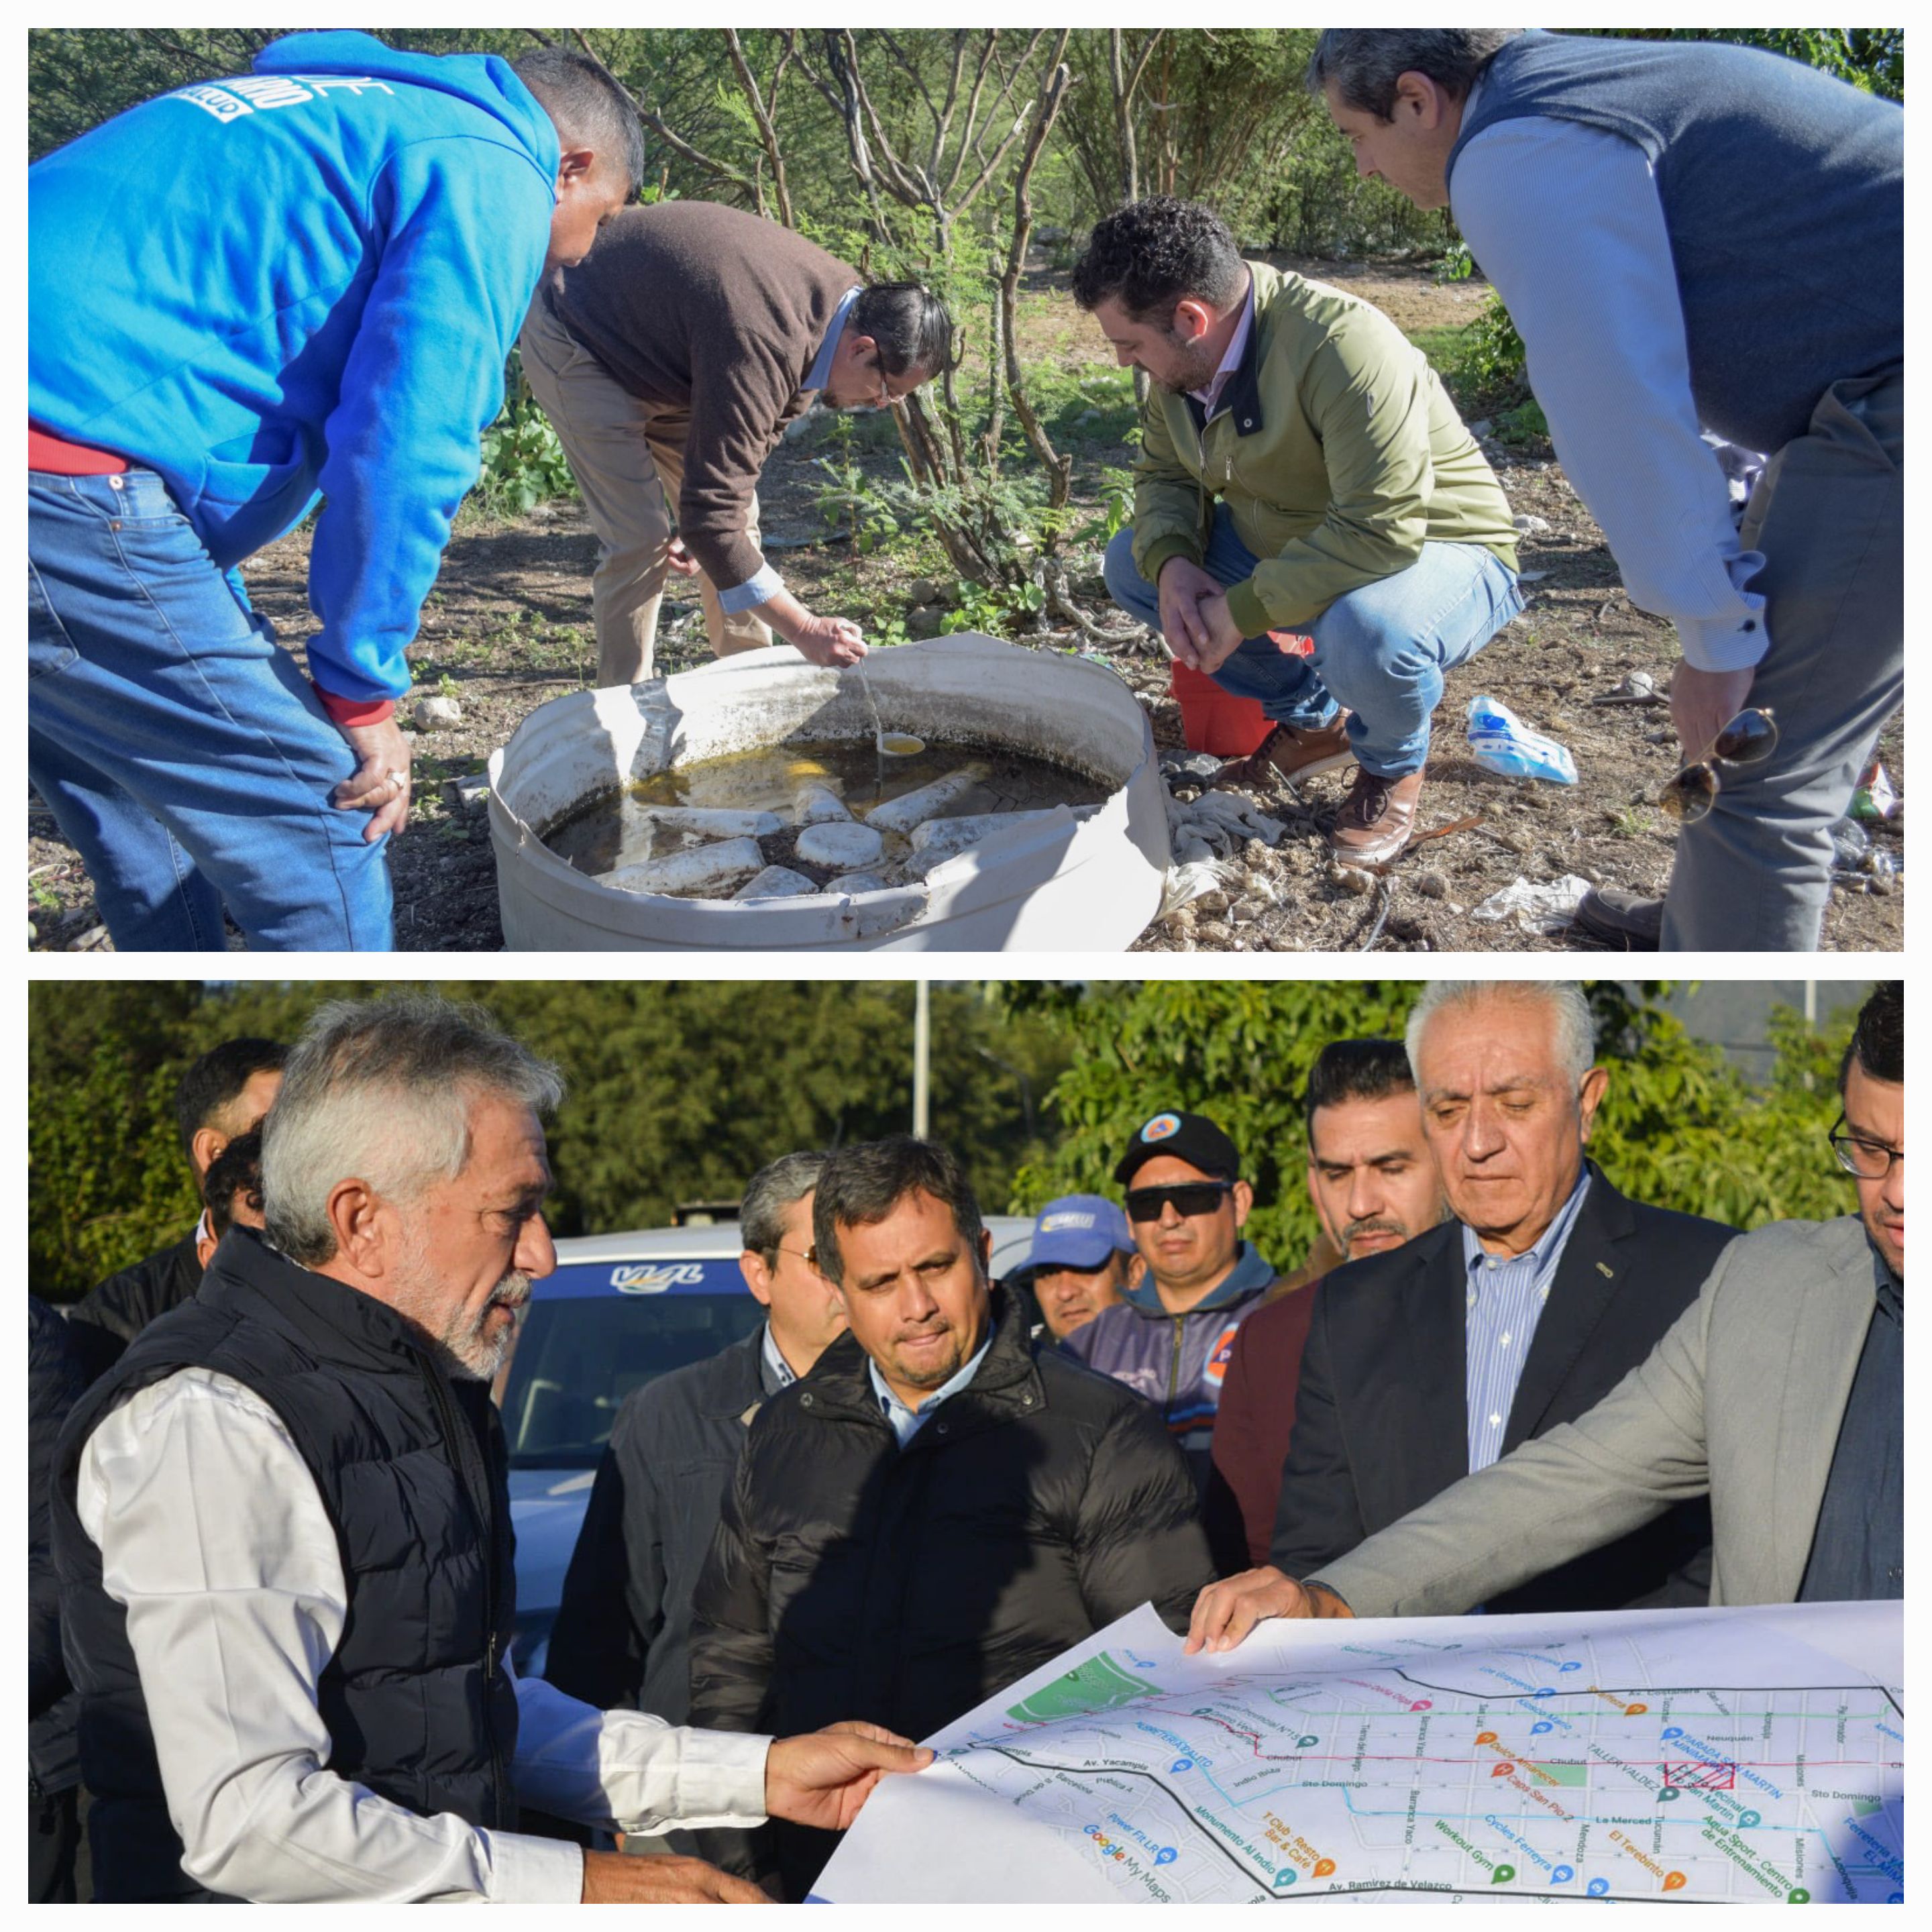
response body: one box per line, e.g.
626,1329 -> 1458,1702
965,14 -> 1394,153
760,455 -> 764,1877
1061,1242 -> 1281,1479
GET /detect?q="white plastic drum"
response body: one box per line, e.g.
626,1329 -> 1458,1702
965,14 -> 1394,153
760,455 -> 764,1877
486,633 -> 1171,952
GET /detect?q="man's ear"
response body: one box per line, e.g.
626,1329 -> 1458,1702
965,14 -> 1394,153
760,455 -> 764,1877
555,146 -> 598,191
1171,297 -> 1214,345
326,1177 -> 392,1279
740,1250 -> 775,1308
1231,1178 -> 1254,1230
190,1125 -> 229,1183
1576,1065 -> 1611,1143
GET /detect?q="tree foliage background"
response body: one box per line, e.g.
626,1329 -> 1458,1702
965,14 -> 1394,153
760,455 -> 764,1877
30,978 -> 1869,1301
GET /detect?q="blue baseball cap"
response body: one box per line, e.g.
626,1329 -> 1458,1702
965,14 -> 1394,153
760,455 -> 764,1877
1017,1195 -> 1135,1276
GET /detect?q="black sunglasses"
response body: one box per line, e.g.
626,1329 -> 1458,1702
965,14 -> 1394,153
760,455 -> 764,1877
1658,708 -> 1779,823
1125,1181 -> 1235,1222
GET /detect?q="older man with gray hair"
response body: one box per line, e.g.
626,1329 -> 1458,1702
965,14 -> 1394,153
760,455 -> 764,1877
1188,980 -> 1735,1646
50,1000 -> 924,1904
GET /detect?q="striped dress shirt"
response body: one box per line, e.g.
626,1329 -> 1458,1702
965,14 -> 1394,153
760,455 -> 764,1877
1460,1170 -> 1592,1473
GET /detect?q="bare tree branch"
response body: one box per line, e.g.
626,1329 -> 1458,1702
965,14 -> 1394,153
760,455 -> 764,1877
724,28 -> 794,229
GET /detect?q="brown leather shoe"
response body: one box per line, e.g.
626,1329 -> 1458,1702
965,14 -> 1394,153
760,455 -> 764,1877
1216,713 -> 1354,791
1330,766 -> 1425,865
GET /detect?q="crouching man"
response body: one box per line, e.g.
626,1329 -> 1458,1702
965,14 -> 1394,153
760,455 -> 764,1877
52,997 -> 925,1902
1077,197 -> 1523,863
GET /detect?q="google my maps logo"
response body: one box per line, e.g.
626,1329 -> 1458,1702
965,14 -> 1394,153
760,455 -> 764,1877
1087,1823 -> 1177,1867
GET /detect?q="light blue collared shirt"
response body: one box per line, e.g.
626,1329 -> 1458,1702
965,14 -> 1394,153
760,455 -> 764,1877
759,1321 -> 797,1395
867,1329 -> 994,1447
1460,1167 -> 1592,1473
716,286 -> 864,616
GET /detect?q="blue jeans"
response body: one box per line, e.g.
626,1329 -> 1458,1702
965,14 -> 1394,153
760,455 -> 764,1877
29,468 -> 394,952
1105,508 -> 1523,776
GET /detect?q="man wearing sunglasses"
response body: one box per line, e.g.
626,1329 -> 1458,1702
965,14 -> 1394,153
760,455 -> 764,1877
545,1152 -> 845,1749
1061,1112 -> 1288,1546
521,200 -> 950,685
1190,981 -> 1904,1652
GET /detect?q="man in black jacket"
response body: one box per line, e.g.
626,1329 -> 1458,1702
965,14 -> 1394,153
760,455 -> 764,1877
30,1297 -> 90,1902
690,1135 -> 1215,1899
547,1149 -> 847,1725
51,997 -> 927,1905
64,1036 -> 285,1380
1193,980 -> 1733,1641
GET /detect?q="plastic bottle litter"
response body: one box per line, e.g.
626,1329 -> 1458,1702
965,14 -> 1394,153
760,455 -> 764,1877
1829,818 -> 1871,869
795,820 -> 885,869
1851,759 -> 1898,821
1465,695 -> 1578,786
733,865 -> 819,900
641,806 -> 784,840
792,782 -> 851,825
863,763 -> 991,835
604,837 -> 767,896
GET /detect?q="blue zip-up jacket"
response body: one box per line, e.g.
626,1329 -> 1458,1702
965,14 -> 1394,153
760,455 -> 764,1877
28,32 -> 559,705
1061,1240 -> 1281,1479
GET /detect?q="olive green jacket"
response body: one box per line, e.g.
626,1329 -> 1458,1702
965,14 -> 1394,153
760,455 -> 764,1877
1132,262 -> 1518,637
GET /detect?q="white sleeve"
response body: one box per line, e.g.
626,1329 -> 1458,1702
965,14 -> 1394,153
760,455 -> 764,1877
1452,117 -> 1770,672
510,1668 -> 773,1832
76,1368 -> 580,1904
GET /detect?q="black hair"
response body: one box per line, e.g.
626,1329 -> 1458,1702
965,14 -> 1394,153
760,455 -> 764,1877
1070,196 -> 1246,329
174,1037 -> 286,1163
1306,30 -> 1523,119
511,46 -> 646,197
1303,1038 -> 1417,1136
203,1127 -> 265,1241
1840,981 -> 1902,1093
850,282 -> 953,380
811,1136 -> 984,1287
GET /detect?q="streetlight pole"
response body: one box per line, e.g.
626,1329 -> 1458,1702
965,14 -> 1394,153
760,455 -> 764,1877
913,979 -> 930,1138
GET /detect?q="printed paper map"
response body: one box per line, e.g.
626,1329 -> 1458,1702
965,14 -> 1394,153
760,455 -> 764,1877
814,1600 -> 1902,1904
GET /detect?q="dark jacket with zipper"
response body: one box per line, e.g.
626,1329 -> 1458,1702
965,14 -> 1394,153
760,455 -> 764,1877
689,1287 -> 1213,1897
50,1228 -> 520,1903
30,1296 -> 89,1796
63,1230 -> 205,1383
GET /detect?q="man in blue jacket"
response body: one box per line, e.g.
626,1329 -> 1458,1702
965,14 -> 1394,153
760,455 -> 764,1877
28,34 -> 640,951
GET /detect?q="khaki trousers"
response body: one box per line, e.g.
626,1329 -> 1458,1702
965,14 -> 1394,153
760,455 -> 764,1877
519,294 -> 771,686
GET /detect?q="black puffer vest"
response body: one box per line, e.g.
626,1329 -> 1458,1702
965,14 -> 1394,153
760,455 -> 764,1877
51,1229 -> 520,1903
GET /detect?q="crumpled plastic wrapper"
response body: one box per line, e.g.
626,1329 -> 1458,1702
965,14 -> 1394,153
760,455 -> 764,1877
1470,873 -> 1595,934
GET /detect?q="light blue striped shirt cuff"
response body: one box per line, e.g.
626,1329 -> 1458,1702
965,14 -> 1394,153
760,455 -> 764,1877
717,563 -> 785,614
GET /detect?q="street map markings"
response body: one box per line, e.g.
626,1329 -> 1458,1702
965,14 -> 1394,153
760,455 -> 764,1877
814,1599 -> 1902,1903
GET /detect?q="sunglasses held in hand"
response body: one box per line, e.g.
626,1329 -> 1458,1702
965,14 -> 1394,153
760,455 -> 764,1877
1125,1181 -> 1236,1222
1658,708 -> 1779,823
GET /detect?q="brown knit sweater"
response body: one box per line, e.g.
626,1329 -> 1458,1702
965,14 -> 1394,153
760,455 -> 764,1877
548,201 -> 857,590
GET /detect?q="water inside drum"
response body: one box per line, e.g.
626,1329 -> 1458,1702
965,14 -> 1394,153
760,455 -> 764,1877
541,737 -> 1110,891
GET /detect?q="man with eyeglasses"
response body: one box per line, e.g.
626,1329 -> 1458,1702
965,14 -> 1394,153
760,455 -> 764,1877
1187,980 -> 1902,1651
1191,980 -> 1732,1642
545,1152 -> 845,1744
521,200 -> 951,685
1061,1112 -> 1289,1548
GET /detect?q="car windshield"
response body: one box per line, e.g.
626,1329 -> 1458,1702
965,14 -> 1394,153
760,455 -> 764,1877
500,1289 -> 767,1469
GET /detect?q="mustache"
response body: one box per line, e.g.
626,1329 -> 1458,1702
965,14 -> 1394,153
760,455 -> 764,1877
1343,1217 -> 1407,1244
486,1273 -> 531,1312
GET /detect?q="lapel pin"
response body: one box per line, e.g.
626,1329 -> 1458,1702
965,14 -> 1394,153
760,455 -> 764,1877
1596,1261 -> 1614,1278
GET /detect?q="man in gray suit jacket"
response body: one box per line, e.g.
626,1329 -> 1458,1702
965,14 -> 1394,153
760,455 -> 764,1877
1187,979 -> 1902,1646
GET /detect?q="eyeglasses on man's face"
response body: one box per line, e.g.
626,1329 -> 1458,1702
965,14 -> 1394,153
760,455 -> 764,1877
1125,1180 -> 1236,1222
1828,1116 -> 1904,1179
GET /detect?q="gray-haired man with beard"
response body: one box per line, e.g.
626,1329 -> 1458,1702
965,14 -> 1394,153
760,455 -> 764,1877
50,998 -> 926,1904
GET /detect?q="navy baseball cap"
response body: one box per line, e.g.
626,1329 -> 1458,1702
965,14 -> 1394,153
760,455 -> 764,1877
1017,1195 -> 1135,1275
1113,1110 -> 1242,1185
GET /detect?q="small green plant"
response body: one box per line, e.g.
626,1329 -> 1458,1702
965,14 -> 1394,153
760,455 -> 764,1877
30,879 -> 60,913
1605,802 -> 1654,839
474,361 -> 579,516
436,672 -> 460,700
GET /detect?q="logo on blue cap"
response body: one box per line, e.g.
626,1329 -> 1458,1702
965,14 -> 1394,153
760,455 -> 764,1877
1140,1113 -> 1182,1144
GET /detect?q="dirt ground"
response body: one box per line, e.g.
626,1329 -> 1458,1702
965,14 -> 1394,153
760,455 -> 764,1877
27,258 -> 1904,955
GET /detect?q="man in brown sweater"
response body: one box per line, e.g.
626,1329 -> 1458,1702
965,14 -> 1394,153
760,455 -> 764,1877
521,200 -> 950,684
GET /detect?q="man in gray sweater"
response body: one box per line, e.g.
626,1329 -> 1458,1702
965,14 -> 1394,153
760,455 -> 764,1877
521,199 -> 950,684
